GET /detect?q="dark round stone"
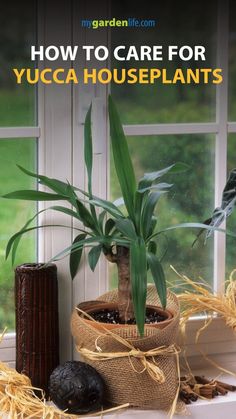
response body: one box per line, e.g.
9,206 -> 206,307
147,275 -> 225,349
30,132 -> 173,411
49,361 -> 104,414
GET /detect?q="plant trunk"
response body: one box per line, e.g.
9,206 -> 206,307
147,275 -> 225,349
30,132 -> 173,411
105,245 -> 134,322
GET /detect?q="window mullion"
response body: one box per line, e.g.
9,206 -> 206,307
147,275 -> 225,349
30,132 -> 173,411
0,127 -> 40,139
124,122 -> 218,136
37,0 -> 74,363
214,0 -> 229,293
72,0 -> 110,361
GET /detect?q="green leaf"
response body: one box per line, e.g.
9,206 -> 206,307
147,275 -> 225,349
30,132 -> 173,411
17,166 -> 86,214
48,236 -> 105,263
70,234 -> 87,279
105,218 -> 116,235
134,190 -> 148,234
115,218 -> 137,240
6,205 -> 88,264
10,208 -> 45,264
148,240 -> 157,255
130,238 -> 147,336
6,224 -> 77,263
50,205 -> 81,220
98,210 -> 107,230
89,197 -> 124,219
202,169 -> 236,241
62,182 -> 81,209
135,189 -> 166,236
108,95 -> 136,221
148,216 -> 158,237
147,240 -> 157,271
17,165 -> 78,196
84,105 -> 98,225
84,105 -> 93,196
164,162 -> 189,174
2,190 -> 67,201
138,163 -> 189,190
150,222 -> 236,240
88,244 -> 102,271
137,183 -> 173,194
147,252 -> 166,308
76,200 -> 97,230
141,192 -> 162,239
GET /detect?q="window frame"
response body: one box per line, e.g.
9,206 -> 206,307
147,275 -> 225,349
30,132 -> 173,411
2,0 -> 236,368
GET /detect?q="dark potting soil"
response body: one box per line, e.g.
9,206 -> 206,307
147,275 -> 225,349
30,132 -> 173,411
91,308 -> 166,325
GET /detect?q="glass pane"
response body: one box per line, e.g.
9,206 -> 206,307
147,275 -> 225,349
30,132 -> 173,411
0,2 -> 36,126
0,139 -> 37,330
111,1 -> 217,124
110,134 -> 215,291
226,134 -> 236,278
229,0 -> 236,121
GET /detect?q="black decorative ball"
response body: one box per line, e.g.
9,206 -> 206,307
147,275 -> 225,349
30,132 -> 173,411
49,361 -> 105,414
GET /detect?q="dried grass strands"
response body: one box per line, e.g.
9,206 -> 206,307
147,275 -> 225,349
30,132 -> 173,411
0,340 -> 129,419
0,328 -> 129,418
172,266 -> 236,331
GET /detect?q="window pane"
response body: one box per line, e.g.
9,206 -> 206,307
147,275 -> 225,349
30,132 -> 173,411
110,134 -> 215,291
111,1 -> 217,124
0,2 -> 36,126
229,0 -> 236,121
0,139 -> 37,330
226,134 -> 236,278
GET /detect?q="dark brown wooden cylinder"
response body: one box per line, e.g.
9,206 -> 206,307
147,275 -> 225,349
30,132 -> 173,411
15,263 -> 59,395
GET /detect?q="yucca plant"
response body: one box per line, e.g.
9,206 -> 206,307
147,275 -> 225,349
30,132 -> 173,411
3,96 -> 215,336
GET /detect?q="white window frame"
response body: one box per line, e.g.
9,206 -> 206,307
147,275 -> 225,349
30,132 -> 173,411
2,0 -> 236,369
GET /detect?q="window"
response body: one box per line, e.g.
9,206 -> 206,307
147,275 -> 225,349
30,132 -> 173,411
1,0 -> 236,367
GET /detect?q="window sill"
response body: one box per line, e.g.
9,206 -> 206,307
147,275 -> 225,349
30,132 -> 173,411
73,371 -> 236,419
97,394 -> 236,419
0,371 -> 235,418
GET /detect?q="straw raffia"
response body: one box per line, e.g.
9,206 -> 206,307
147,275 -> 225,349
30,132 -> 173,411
173,267 -> 236,331
0,329 -> 129,418
0,360 -> 129,419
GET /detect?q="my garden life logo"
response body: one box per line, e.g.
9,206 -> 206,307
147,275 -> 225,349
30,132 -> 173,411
81,17 -> 156,29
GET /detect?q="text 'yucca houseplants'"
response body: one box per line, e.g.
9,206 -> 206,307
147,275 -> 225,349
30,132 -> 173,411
4,96 -> 187,335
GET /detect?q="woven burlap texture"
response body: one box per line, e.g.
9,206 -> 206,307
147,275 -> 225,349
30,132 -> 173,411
71,286 -> 180,409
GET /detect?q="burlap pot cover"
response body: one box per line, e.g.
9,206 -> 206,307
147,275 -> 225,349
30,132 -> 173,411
71,286 -> 180,410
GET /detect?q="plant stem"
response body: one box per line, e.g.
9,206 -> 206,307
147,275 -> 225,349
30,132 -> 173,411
110,246 -> 134,322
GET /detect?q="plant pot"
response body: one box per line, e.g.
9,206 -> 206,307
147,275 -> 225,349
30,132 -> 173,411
15,263 -> 59,396
71,286 -> 180,410
77,300 -> 173,332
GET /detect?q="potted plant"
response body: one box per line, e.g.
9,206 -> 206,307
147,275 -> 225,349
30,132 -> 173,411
2,96 -> 197,411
